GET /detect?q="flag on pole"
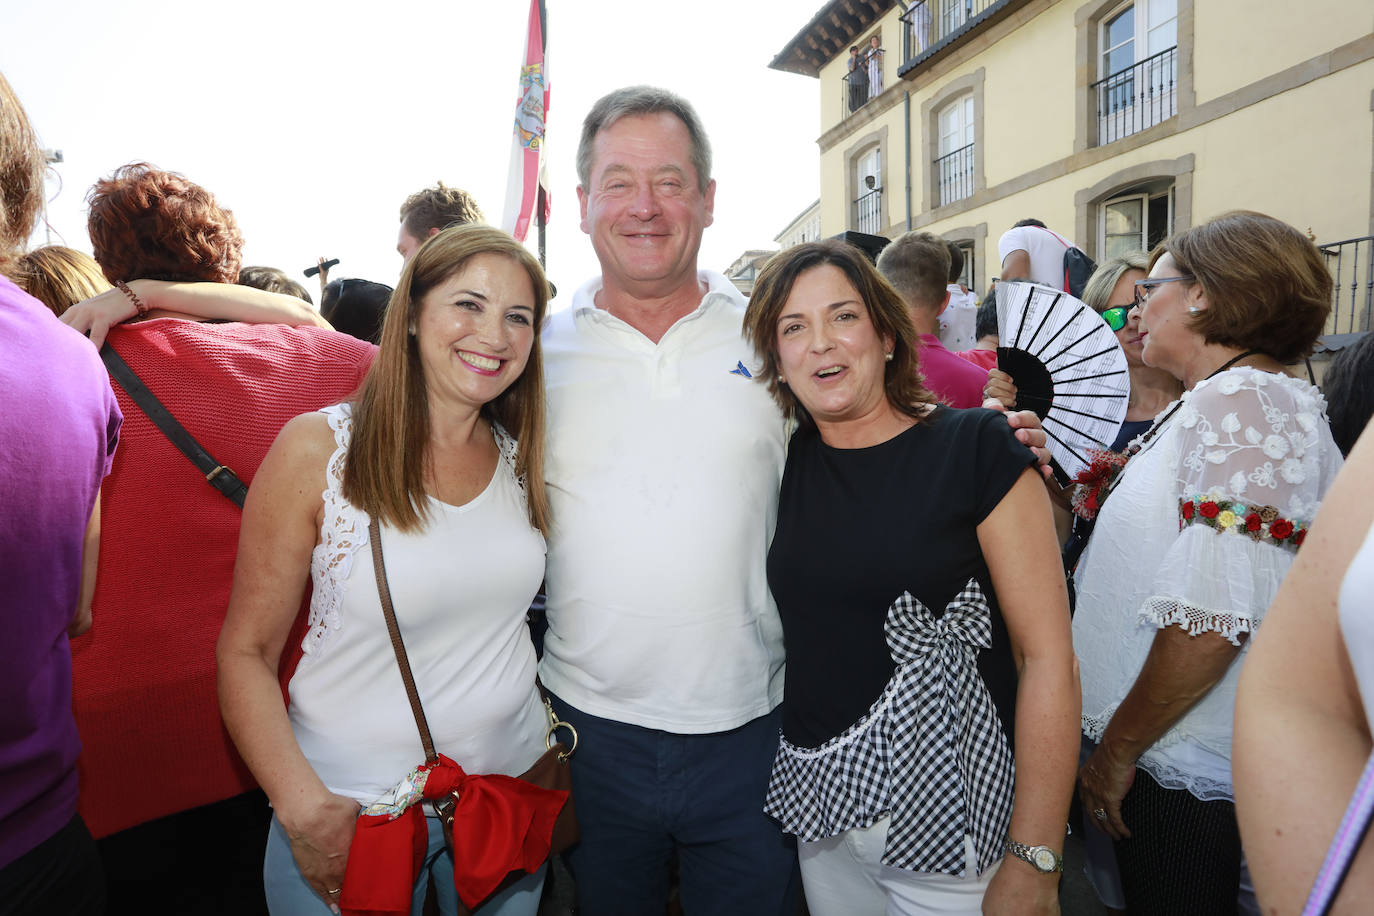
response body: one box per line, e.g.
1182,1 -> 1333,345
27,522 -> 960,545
502,0 -> 549,244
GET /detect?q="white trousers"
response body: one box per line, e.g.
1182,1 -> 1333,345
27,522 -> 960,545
798,817 -> 999,916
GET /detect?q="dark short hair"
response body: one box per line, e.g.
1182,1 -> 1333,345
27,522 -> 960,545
1149,210 -> 1332,363
975,292 -> 999,342
742,239 -> 937,431
399,183 -> 484,239
876,231 -> 950,312
943,239 -> 965,284
1013,218 -> 1047,229
0,72 -> 45,268
87,163 -> 243,284
320,277 -> 393,345
576,86 -> 712,193
1321,333 -> 1374,457
238,265 -> 312,304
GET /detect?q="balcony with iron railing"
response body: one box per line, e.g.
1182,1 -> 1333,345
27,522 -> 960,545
1319,236 -> 1374,349
842,66 -> 875,116
899,0 -> 1011,73
934,143 -> 975,208
854,189 -> 883,235
1092,46 -> 1178,146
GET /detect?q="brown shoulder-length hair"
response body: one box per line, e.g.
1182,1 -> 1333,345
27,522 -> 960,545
1150,210 -> 1332,363
0,71 -> 45,271
11,245 -> 110,316
86,163 -> 244,285
743,239 -> 938,430
343,224 -> 550,535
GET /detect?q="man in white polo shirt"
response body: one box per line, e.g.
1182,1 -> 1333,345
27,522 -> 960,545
540,85 -> 1050,914
538,85 -> 795,915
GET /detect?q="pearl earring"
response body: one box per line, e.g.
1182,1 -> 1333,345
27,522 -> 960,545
885,351 -> 894,362
409,322 -> 417,335
1187,307 -> 1200,314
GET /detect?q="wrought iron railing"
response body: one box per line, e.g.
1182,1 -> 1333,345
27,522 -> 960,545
934,143 -> 975,207
900,0 -> 1002,65
854,189 -> 883,235
1319,235 -> 1374,346
1091,46 -> 1178,145
841,60 -> 880,116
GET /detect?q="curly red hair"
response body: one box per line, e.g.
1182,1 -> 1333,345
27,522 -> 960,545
86,163 -> 243,284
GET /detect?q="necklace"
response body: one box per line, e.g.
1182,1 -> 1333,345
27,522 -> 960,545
1091,349 -> 1264,512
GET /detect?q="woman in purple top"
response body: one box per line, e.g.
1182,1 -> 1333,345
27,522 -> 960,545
0,71 -> 122,916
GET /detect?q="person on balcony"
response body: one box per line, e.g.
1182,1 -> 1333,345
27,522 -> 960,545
866,35 -> 884,99
847,46 -> 868,113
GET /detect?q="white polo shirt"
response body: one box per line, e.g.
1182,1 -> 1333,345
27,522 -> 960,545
538,271 -> 788,733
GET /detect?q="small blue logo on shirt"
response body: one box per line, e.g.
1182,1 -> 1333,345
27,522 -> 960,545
730,361 -> 753,379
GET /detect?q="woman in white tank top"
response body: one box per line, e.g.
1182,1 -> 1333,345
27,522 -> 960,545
218,225 -> 556,916
1234,419 -> 1374,913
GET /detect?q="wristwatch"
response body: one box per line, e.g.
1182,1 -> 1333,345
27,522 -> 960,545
1005,839 -> 1064,873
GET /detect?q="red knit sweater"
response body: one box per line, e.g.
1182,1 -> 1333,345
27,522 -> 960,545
70,319 -> 376,838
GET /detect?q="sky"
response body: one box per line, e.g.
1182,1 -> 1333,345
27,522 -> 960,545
3,0 -> 824,310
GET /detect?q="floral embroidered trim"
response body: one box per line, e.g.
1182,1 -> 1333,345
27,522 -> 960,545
1178,495 -> 1309,550
1070,448 -> 1129,520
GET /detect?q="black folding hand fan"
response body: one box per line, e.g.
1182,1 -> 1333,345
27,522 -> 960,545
994,281 -> 1130,485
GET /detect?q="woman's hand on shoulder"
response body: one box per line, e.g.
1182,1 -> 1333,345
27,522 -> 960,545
982,857 -> 1060,915
982,398 -> 1052,479
281,791 -> 360,912
62,282 -> 149,348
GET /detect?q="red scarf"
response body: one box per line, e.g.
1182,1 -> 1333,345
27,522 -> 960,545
340,755 -> 567,913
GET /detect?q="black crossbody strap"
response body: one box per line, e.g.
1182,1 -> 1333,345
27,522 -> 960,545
100,343 -> 248,508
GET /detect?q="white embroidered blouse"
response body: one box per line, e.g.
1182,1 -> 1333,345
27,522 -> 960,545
1073,367 -> 1343,801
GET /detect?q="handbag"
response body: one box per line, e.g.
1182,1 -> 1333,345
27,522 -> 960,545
367,516 -> 578,910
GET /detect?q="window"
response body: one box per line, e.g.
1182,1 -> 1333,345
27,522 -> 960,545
1100,184 -> 1173,258
1095,0 -> 1178,142
935,95 -> 975,206
954,241 -> 975,290
854,146 -> 883,234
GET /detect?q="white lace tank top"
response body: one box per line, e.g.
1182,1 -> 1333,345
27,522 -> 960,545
287,403 -> 549,804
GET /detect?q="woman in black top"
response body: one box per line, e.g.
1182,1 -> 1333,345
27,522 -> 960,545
743,240 -> 1078,916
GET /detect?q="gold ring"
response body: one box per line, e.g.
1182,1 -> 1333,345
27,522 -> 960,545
328,888 -> 342,895
1093,808 -> 1107,820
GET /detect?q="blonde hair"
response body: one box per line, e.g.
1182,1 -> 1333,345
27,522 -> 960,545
343,224 -> 550,534
11,246 -> 110,317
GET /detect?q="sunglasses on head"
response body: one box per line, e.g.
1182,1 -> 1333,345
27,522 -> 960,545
1100,306 -> 1130,332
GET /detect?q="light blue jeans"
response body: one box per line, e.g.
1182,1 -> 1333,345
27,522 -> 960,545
263,813 -> 545,915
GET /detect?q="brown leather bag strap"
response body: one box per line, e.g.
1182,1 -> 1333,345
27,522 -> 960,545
369,516 -> 438,764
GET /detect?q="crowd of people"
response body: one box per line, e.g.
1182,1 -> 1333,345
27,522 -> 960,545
3,61 -> 1374,916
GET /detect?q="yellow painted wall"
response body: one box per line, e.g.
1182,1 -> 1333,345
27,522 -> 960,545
976,3 -> 1079,187
1186,61 -> 1374,243
1192,0 -> 1373,104
812,0 -> 1372,287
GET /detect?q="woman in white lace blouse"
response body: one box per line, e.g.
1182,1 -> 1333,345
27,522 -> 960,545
1072,211 -> 1343,913
218,226 -> 555,916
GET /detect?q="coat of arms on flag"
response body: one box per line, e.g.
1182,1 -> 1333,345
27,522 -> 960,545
516,63 -> 545,151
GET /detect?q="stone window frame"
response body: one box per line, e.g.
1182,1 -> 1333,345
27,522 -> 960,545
1073,154 -> 1195,261
1073,0 -> 1195,153
941,223 -> 989,293
844,125 -> 890,233
920,68 -> 986,216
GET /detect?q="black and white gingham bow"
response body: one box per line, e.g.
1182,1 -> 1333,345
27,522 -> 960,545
881,578 -> 1015,875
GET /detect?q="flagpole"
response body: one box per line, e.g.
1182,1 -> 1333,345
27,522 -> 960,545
537,185 -> 547,268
